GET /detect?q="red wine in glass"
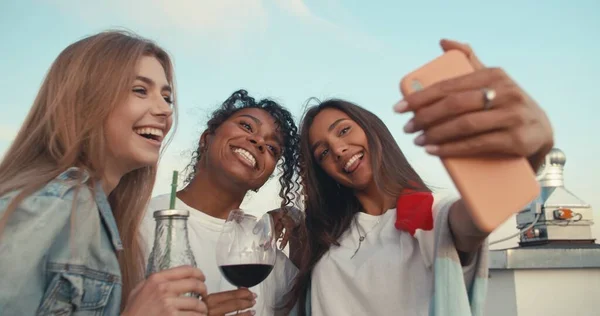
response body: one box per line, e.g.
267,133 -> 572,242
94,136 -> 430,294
216,209 -> 277,290
219,263 -> 274,288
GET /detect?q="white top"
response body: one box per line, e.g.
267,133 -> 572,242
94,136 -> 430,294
310,193 -> 477,316
140,194 -> 298,316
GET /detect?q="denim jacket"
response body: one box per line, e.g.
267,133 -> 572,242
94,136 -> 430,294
0,168 -> 123,315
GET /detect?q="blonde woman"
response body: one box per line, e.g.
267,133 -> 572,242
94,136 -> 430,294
0,31 -> 208,315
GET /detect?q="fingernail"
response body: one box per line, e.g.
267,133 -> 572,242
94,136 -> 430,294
403,120 -> 415,133
414,134 -> 426,146
393,100 -> 409,113
250,310 -> 256,315
253,292 -> 257,298
252,300 -> 257,305
425,145 -> 439,154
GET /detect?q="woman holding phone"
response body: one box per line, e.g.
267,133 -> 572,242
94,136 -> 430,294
286,40 -> 553,315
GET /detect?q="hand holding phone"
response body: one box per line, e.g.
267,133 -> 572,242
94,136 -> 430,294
396,40 -> 552,233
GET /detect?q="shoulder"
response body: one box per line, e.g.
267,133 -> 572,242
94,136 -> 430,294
431,189 -> 458,205
431,190 -> 459,216
0,168 -> 101,265
1,168 -> 96,216
409,190 -> 458,267
395,189 -> 457,237
39,167 -> 94,200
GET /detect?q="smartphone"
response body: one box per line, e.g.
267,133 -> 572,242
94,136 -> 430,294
399,50 -> 540,233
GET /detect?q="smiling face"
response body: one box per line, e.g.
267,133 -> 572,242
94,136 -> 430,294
104,56 -> 174,175
203,107 -> 283,190
308,107 -> 374,191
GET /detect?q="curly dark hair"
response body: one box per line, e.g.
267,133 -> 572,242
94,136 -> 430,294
183,89 -> 301,208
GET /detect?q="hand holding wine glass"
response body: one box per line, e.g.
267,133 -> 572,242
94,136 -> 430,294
215,209 -> 277,315
203,289 -> 256,316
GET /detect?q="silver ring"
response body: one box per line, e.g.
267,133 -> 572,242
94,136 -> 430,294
482,88 -> 496,110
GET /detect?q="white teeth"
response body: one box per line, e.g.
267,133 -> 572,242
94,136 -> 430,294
134,127 -> 164,140
233,148 -> 257,168
344,153 -> 364,172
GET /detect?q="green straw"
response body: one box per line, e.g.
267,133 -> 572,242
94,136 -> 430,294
169,171 -> 178,209
162,170 -> 178,268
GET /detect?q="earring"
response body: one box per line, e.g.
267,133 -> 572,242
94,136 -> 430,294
252,188 -> 259,193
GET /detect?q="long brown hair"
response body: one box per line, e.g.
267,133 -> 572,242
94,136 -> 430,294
287,99 -> 429,314
0,30 -> 176,306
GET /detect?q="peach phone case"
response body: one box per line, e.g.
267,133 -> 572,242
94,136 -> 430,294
400,50 -> 541,233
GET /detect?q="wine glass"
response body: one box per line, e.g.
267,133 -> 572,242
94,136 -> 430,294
216,209 -> 277,290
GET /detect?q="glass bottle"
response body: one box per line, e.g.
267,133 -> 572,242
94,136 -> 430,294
146,209 -> 198,297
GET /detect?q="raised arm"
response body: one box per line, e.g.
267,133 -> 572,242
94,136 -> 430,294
395,40 -> 553,263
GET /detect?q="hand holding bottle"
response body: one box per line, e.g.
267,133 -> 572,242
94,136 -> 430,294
122,265 -> 208,316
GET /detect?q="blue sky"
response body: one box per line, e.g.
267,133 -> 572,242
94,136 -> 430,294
1,0 -> 599,248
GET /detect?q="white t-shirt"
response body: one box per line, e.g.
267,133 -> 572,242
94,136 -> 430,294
310,193 -> 477,316
140,194 -> 298,316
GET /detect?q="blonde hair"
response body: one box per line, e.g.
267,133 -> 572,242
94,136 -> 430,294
0,30 -> 177,306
